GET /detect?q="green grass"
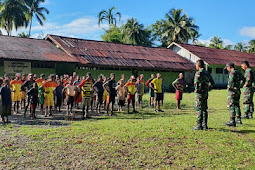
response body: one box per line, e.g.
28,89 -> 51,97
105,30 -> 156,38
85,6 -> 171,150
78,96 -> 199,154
1,90 -> 255,169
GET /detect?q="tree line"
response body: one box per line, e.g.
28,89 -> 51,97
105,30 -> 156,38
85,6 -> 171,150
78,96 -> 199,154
197,36 -> 255,53
0,2 -> 254,53
99,7 -> 255,53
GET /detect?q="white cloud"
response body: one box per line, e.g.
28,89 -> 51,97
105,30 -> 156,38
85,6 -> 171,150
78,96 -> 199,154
1,16 -> 108,40
197,37 -> 235,46
240,27 -> 255,38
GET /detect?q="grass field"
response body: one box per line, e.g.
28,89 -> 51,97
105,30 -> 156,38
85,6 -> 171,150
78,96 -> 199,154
1,90 -> 255,169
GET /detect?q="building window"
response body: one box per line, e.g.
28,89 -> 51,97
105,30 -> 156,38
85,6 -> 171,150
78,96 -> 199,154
216,68 -> 223,74
208,68 -> 212,74
32,62 -> 54,68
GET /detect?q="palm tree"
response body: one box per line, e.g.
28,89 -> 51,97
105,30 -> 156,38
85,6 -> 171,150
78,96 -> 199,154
25,0 -> 49,37
234,42 -> 247,52
122,18 -> 152,46
152,8 -> 199,46
224,45 -> 232,50
98,6 -> 121,27
191,31 -> 201,44
209,37 -> 223,49
0,0 -> 28,36
247,40 -> 255,53
196,42 -> 207,47
18,31 -> 30,38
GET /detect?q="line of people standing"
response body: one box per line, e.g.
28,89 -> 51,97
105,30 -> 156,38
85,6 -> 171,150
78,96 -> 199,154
1,71 -> 165,122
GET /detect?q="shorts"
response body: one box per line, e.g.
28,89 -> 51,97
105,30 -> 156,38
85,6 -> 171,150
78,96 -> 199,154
56,96 -> 62,107
103,90 -> 107,101
127,94 -> 135,104
175,90 -> 183,101
136,93 -> 142,103
155,93 -> 163,101
12,92 -> 21,102
82,98 -> 91,107
118,100 -> 125,106
31,103 -> 37,110
20,91 -> 26,100
96,93 -> 103,105
1,105 -> 11,116
44,97 -> 54,107
67,96 -> 74,107
107,95 -> 115,104
149,90 -> 155,98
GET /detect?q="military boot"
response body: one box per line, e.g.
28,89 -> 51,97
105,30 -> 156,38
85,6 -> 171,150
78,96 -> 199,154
193,120 -> 203,130
202,114 -> 208,130
225,117 -> 236,127
248,113 -> 253,119
236,117 -> 242,124
242,113 -> 249,119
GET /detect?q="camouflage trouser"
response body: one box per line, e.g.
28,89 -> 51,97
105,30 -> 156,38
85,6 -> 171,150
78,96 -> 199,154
227,90 -> 241,118
194,92 -> 208,125
243,87 -> 254,115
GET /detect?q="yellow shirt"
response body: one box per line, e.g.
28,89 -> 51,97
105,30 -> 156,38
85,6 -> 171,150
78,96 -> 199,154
151,78 -> 163,93
10,80 -> 22,94
42,81 -> 57,99
125,81 -> 137,95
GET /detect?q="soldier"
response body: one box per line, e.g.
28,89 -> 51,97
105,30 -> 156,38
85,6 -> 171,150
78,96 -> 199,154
193,60 -> 214,130
241,61 -> 254,119
225,62 -> 244,126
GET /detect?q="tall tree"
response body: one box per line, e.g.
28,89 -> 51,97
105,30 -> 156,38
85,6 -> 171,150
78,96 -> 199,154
0,0 -> 28,36
98,6 -> 121,27
101,25 -> 122,43
122,18 -> 152,46
151,8 -> 199,47
209,36 -> 223,49
234,42 -> 247,52
25,0 -> 49,37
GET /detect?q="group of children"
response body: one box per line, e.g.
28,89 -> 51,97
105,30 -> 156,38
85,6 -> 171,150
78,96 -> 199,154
0,71 -> 167,122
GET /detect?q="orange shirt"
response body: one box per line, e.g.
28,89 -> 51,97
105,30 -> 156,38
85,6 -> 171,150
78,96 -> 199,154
36,78 -> 45,87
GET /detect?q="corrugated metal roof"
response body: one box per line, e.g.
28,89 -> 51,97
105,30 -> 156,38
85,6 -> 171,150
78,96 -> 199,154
46,35 -> 195,71
0,35 -> 78,63
177,43 -> 255,67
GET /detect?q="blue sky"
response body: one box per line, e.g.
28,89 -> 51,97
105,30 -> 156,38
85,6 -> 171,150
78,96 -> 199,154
3,0 -> 255,46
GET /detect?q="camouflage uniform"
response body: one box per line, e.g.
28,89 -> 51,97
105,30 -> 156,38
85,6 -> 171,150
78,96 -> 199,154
194,68 -> 214,129
227,69 -> 244,123
243,68 -> 254,118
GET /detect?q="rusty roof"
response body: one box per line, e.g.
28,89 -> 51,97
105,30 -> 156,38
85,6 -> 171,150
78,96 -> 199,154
0,35 -> 78,63
175,43 -> 255,67
46,34 -> 195,71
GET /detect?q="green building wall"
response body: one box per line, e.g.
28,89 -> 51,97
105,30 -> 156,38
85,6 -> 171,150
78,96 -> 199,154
31,68 -> 56,77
